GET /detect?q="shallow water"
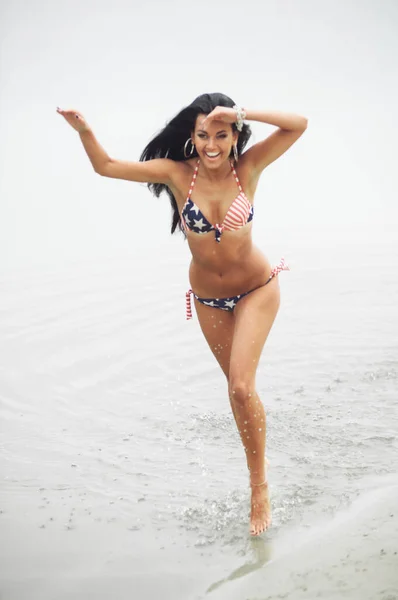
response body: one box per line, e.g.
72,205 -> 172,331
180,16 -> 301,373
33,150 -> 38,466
0,229 -> 397,599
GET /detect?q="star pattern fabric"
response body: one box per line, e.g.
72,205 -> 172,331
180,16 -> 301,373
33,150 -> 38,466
180,159 -> 254,243
223,298 -> 237,309
183,198 -> 253,242
184,198 -> 214,234
190,290 -> 253,314
185,258 -> 290,320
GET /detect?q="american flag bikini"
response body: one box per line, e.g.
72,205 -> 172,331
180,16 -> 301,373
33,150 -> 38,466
185,258 -> 289,320
181,159 -> 289,320
181,159 -> 253,242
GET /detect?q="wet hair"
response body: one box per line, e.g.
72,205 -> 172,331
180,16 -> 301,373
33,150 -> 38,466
139,92 -> 252,235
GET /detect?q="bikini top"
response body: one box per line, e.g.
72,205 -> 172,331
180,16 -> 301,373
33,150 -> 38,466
180,159 -> 254,243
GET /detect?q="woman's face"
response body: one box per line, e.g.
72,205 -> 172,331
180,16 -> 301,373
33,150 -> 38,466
192,113 -> 237,168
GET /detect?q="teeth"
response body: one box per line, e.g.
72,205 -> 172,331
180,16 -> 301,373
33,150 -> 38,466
206,152 -> 220,157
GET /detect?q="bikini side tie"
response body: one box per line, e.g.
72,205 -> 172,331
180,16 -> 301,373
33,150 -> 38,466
185,289 -> 193,320
270,257 -> 289,276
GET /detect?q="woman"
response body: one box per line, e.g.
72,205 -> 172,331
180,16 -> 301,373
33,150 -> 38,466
56,93 -> 308,536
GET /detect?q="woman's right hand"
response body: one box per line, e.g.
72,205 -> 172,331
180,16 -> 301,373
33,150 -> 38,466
56,107 -> 90,133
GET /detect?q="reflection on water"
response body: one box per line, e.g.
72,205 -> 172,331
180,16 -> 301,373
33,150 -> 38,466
206,538 -> 273,594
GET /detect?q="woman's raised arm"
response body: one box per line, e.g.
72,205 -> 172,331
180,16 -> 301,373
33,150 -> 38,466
56,107 -> 175,185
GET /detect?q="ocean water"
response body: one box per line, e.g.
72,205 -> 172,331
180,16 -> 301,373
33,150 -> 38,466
0,227 -> 397,599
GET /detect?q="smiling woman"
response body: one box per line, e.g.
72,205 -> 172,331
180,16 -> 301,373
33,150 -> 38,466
140,93 -> 253,234
56,92 -> 307,536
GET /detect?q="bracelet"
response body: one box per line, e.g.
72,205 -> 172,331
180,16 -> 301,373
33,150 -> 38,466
233,105 -> 246,131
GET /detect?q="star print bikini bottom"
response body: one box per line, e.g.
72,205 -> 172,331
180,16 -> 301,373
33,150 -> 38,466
185,259 -> 289,320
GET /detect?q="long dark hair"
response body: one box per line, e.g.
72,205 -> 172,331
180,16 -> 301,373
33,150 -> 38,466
139,92 -> 252,235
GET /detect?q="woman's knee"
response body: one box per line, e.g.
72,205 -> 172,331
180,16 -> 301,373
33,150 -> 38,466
228,378 -> 255,407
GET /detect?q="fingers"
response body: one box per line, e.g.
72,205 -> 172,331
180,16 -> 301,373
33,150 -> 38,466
199,106 -> 234,130
56,107 -> 78,117
56,107 -> 89,132
200,107 -> 220,128
199,114 -> 210,129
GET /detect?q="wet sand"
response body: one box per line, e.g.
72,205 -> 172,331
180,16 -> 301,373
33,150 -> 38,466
207,483 -> 398,600
1,483 -> 396,600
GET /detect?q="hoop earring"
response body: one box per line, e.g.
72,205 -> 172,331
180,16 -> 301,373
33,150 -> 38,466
233,144 -> 239,162
184,138 -> 195,158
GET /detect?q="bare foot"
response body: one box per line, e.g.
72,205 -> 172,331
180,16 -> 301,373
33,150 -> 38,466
250,482 -> 271,536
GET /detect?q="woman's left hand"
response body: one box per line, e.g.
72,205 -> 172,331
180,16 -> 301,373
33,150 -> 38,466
200,106 -> 237,129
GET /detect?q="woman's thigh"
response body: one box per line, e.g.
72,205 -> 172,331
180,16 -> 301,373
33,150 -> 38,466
229,276 -> 281,387
194,300 -> 235,379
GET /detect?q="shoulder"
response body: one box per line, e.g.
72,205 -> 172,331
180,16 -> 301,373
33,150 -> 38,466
168,159 -> 198,205
169,158 -> 198,188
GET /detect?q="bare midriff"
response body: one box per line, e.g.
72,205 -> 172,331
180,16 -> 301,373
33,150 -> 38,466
187,224 -> 272,297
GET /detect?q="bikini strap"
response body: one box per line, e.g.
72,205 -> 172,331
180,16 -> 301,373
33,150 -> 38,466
271,257 -> 290,276
185,288 -> 193,320
230,161 -> 243,193
187,159 -> 200,200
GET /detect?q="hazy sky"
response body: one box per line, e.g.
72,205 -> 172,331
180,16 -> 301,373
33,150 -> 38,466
1,0 -> 397,267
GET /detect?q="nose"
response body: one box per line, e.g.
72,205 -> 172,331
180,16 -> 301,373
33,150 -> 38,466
205,137 -> 217,149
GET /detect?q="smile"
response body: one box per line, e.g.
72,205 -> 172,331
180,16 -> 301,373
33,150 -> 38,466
205,152 -> 221,158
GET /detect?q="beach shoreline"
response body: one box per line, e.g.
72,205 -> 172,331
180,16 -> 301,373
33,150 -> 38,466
206,482 -> 398,600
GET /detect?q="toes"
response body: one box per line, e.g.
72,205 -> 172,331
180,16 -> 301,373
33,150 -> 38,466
250,520 -> 266,536
250,520 -> 258,536
250,512 -> 270,534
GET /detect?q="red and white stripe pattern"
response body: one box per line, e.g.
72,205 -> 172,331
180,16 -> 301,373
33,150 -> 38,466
270,257 -> 290,277
186,288 -> 194,320
222,164 -> 252,231
187,162 -> 199,199
180,160 -> 200,234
